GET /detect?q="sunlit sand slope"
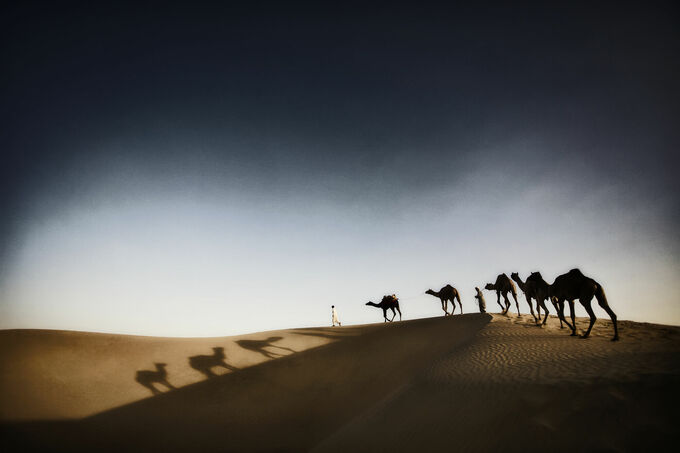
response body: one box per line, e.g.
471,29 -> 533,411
2,313 -> 679,452
315,315 -> 680,452
0,326 -> 342,420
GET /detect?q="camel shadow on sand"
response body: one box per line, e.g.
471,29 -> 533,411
134,333 -> 334,395
189,346 -> 239,379
135,346 -> 240,395
135,363 -> 176,395
235,336 -> 296,359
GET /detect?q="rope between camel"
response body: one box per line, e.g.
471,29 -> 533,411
399,292 -> 427,301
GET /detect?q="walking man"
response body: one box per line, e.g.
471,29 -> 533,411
474,287 -> 486,313
331,305 -> 342,327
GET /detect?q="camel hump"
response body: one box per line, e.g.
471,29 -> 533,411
495,273 -> 509,287
568,268 -> 584,276
527,271 -> 543,283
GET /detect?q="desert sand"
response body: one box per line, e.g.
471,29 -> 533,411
1,313 -> 678,452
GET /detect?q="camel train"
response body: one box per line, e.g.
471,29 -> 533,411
364,268 -> 619,341
135,269 -> 619,396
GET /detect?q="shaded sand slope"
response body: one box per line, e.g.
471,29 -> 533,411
2,313 -> 680,452
1,314 -> 490,452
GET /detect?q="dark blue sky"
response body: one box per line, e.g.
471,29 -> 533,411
1,1 -> 679,333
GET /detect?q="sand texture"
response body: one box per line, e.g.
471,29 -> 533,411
1,313 -> 679,452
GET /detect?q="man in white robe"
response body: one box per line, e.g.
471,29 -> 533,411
331,305 -> 341,327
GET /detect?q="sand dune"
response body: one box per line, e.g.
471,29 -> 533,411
1,313 -> 679,452
0,326 -> 345,420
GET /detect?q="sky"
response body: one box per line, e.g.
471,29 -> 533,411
1,1 -> 679,336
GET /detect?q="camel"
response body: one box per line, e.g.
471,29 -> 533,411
526,271 -> 563,328
510,272 -> 546,325
548,268 -> 619,341
425,284 -> 462,316
366,294 -> 402,322
484,273 -> 519,316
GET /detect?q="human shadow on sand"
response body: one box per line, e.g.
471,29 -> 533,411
235,336 -> 295,359
189,346 -> 239,379
290,328 -> 363,341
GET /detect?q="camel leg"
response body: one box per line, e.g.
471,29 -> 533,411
540,299 -> 549,325
449,299 -> 456,316
389,307 -> 397,322
557,299 -> 573,332
512,292 -> 520,317
534,297 -> 541,323
496,291 -> 504,313
598,302 -> 619,341
595,286 -> 619,341
442,299 -> 449,316
568,300 -> 577,336
526,296 -> 537,323
502,293 -> 511,315
580,299 -> 597,339
457,296 -> 463,314
383,308 -> 388,322
396,303 -> 402,321
553,298 -> 564,328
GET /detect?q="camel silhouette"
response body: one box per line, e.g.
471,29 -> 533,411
511,272 -> 546,325
366,295 -> 402,322
135,363 -> 175,395
189,347 -> 238,378
236,337 -> 296,359
548,268 -> 619,341
526,271 -> 563,328
484,273 -> 519,316
425,284 -> 462,316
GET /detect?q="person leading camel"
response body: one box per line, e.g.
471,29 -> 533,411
331,305 -> 341,327
474,287 -> 486,313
